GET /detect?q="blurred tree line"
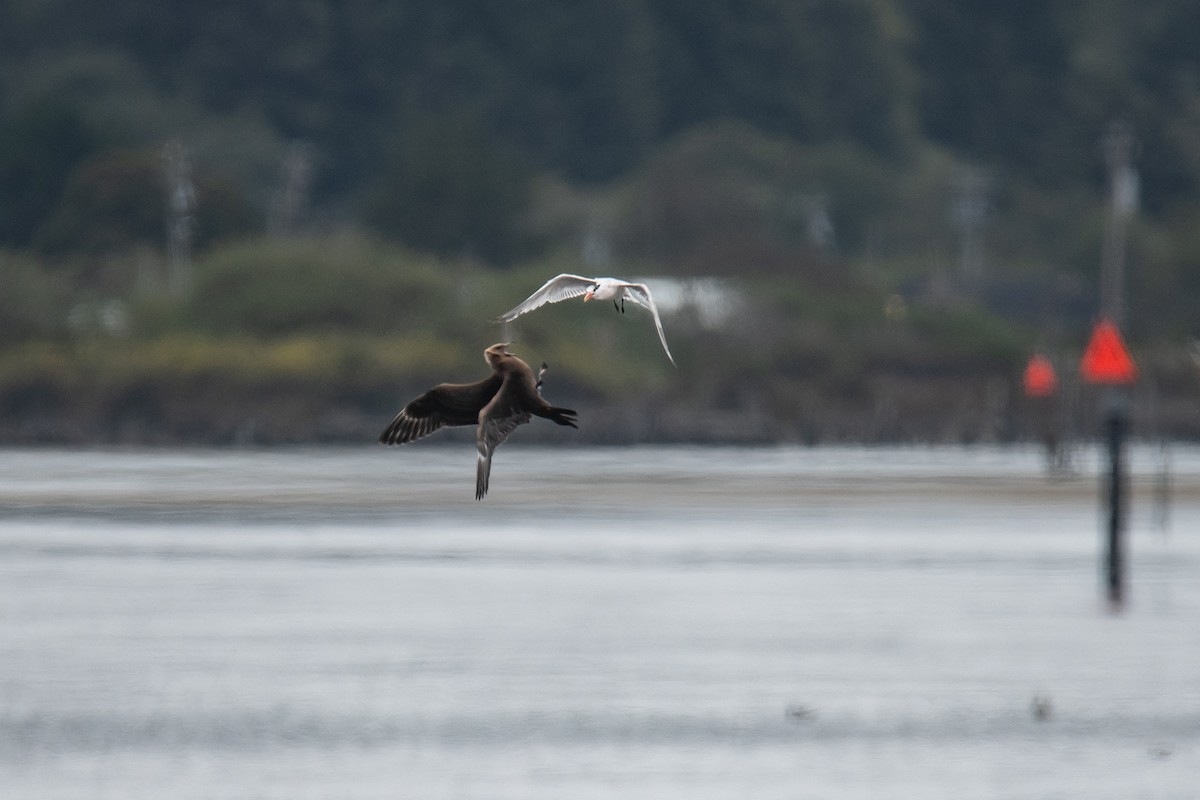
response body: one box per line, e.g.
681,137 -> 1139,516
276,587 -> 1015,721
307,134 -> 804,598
3,2 -> 1198,241
2,1 -> 1196,255
1,0 -> 1199,442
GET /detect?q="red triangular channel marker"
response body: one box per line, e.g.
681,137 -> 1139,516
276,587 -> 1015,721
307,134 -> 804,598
1080,319 -> 1137,385
1023,354 -> 1058,397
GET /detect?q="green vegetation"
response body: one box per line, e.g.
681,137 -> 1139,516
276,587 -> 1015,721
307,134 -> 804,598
1,0 -> 1198,443
0,233 -> 1052,444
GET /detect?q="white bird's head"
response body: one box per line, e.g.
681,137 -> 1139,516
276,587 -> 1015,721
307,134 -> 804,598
585,279 -> 623,302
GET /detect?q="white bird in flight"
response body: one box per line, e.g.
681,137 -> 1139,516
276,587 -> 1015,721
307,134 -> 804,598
496,273 -> 676,366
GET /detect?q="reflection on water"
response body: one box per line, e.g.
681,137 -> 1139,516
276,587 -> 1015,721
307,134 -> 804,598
1,446 -> 1198,799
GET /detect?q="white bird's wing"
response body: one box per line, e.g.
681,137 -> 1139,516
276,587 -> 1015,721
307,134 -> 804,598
621,283 -> 676,367
495,273 -> 596,322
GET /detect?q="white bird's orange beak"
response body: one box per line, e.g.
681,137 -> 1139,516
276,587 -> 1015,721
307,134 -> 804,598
583,291 -> 594,302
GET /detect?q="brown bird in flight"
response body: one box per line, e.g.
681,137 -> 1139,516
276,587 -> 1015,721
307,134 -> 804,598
379,343 -> 578,499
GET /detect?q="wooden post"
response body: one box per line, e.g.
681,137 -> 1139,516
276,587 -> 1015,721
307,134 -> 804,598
1103,394 -> 1128,607
1089,120 -> 1137,610
1081,321 -> 1136,609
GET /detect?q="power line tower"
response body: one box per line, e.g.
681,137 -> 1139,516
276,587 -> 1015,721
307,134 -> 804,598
161,140 -> 196,295
1093,119 -> 1139,610
1099,120 -> 1138,325
952,167 -> 990,288
269,142 -> 315,236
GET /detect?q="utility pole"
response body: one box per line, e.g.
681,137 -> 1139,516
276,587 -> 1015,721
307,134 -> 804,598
269,142 -> 314,236
1093,120 -> 1139,610
162,140 -> 196,295
1100,121 -> 1138,325
952,168 -> 989,289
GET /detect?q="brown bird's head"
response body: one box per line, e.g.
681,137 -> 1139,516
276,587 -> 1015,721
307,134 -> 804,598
484,342 -> 515,368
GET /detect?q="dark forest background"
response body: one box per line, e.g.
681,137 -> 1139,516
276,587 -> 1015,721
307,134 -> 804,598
2,0 -> 1198,444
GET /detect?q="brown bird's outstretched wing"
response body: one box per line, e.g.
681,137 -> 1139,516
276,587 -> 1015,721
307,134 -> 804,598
379,375 -> 502,446
474,375 -> 533,500
474,365 -> 578,500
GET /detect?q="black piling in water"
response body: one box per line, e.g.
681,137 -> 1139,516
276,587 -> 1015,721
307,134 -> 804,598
1102,393 -> 1129,609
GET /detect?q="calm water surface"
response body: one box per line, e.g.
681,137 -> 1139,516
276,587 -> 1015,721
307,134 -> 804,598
1,445 -> 1198,799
